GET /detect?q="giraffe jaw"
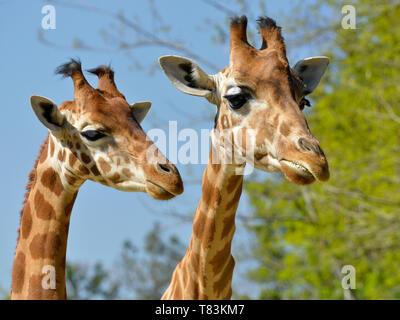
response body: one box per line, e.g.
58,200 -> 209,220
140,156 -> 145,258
113,180 -> 147,192
280,160 -> 313,176
114,180 -> 176,200
279,159 -> 316,185
253,153 -> 317,185
145,180 -> 176,200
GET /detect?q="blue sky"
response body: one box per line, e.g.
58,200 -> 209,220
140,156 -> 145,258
0,0 -> 314,295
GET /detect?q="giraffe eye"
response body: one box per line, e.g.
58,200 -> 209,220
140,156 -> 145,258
81,130 -> 106,141
224,93 -> 249,109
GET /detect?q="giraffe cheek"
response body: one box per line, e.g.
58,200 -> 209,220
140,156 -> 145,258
98,157 -> 112,174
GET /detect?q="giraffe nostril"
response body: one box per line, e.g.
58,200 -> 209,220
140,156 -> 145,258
298,137 -> 319,154
158,163 -> 172,173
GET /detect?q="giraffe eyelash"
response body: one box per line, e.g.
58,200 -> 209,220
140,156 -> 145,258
299,98 -> 311,110
81,129 -> 107,141
224,93 -> 251,109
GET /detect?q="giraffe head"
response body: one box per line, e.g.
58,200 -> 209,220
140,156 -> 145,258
30,59 -> 183,199
159,16 -> 329,185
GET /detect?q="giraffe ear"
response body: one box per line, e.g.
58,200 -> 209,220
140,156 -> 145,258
158,55 -> 216,97
131,101 -> 151,124
293,56 -> 329,95
30,95 -> 65,131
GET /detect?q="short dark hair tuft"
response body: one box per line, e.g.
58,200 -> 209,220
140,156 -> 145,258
86,65 -> 114,78
256,16 -> 278,29
230,15 -> 247,26
55,59 -> 82,77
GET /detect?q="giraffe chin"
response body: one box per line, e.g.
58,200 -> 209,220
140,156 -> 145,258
280,161 -> 316,185
145,180 -> 176,200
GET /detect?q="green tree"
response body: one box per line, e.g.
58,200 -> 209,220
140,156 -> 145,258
116,223 -> 185,299
246,0 -> 400,299
66,223 -> 185,299
66,261 -> 120,300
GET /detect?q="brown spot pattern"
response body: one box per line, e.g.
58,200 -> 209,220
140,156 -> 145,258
21,203 -> 33,239
225,181 -> 243,211
279,121 -> 290,137
122,168 -> 133,178
193,209 -> 216,249
41,168 -> 63,196
210,241 -> 233,275
29,232 -> 61,260
110,172 -> 121,184
49,138 -> 55,157
78,164 -> 90,175
213,256 -> 234,297
69,153 -> 77,167
64,174 -> 76,186
38,140 -> 49,164
34,190 -> 56,220
57,149 -> 66,162
81,153 -> 91,164
226,174 -> 242,193
220,214 -> 235,240
98,157 -> 111,174
28,274 -> 57,299
201,170 -> 222,209
90,165 -> 101,176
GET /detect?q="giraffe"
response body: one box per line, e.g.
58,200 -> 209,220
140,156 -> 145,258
11,59 -> 183,299
158,16 -> 330,299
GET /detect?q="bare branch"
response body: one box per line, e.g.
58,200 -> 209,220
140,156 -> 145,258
44,0 -> 220,72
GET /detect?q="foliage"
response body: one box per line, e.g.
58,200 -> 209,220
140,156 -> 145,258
245,0 -> 400,299
66,261 -> 120,300
115,223 -> 185,299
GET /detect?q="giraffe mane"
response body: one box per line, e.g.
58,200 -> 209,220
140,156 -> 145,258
17,136 -> 49,243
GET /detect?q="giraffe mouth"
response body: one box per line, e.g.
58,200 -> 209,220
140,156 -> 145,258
280,160 -> 312,176
279,159 -> 316,185
253,153 -> 323,185
145,180 -> 176,200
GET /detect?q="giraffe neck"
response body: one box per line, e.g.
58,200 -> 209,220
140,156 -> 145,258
162,145 -> 244,300
11,136 -> 82,299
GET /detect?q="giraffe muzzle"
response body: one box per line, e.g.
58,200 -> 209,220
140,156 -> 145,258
144,161 -> 184,200
274,132 -> 329,185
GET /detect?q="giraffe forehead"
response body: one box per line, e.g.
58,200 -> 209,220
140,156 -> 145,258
232,49 -> 288,74
61,96 -> 136,131
228,50 -> 298,96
